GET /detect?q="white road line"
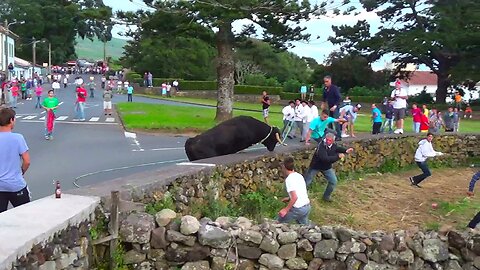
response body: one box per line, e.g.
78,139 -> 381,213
40,111 -> 46,114
56,116 -> 68,121
39,116 -> 45,120
132,147 -> 184,152
20,120 -> 117,125
15,115 -> 23,119
23,115 -> 37,120
105,117 -> 115,122
58,102 -> 64,106
89,117 -> 100,122
124,131 -> 144,151
177,162 -> 216,167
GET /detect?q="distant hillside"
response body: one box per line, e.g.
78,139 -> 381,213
75,37 -> 128,61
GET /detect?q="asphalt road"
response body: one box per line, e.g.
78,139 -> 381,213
12,74 -> 189,199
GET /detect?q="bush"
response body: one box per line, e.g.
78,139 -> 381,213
244,74 -> 281,87
125,71 -> 142,82
234,85 -> 282,95
152,78 -> 183,87
348,96 -> 382,103
180,80 -> 217,91
283,79 -> 302,93
348,86 -> 390,97
280,92 -> 301,100
407,90 -> 435,105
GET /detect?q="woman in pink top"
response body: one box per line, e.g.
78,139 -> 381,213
11,83 -> 19,108
35,85 -> 43,109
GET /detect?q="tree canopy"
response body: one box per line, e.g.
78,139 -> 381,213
122,0 -> 348,121
0,0 -> 112,65
330,0 -> 480,103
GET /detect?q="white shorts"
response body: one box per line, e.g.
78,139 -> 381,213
103,101 -> 112,110
263,109 -> 269,118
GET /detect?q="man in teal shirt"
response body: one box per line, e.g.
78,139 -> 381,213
127,84 -> 133,102
305,110 -> 346,144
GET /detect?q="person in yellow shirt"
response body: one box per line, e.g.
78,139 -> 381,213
422,104 -> 429,118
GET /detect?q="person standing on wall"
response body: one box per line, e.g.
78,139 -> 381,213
288,99 -> 305,140
300,84 -> 307,101
304,133 -> 353,202
322,76 -> 342,140
371,103 -> 383,135
0,108 -> 31,213
308,84 -> 315,101
277,156 -> 311,225
391,79 -> 408,134
466,165 -> 480,230
408,132 -> 444,188
261,91 -> 271,125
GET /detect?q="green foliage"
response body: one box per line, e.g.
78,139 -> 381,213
0,0 -> 112,64
89,216 -> 107,241
181,81 -> 217,91
408,90 -> 435,105
425,222 -> 441,231
152,78 -> 182,87
125,72 -> 142,82
234,85 -> 282,95
237,189 -> 284,222
196,196 -> 239,220
283,79 -> 303,93
348,86 -> 390,97
244,74 -> 281,87
348,96 -> 382,103
280,92 -> 301,101
145,192 -> 175,215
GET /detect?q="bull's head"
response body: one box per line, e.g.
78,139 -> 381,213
263,127 -> 283,151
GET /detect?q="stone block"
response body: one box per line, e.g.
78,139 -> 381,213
259,254 -> 284,270
180,215 -> 200,235
260,235 -> 280,253
314,239 -> 339,259
151,227 -> 169,249
278,243 -> 297,259
181,261 -> 210,270
119,212 -> 155,244
237,244 -> 262,259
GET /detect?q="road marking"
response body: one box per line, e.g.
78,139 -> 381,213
177,162 -> 216,167
40,111 -> 46,114
15,115 -> 23,119
39,116 -> 45,120
57,116 -> 68,121
58,102 -> 64,106
105,117 -> 115,122
23,115 -> 37,120
20,120 -> 117,125
89,117 -> 100,122
124,131 -> 144,151
132,147 -> 184,152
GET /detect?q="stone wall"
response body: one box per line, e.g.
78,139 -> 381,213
116,210 -> 480,270
114,134 -> 479,213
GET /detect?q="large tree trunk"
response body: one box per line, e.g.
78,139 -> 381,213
435,72 -> 450,104
215,23 -> 235,122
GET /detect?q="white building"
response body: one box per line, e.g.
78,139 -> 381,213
0,25 -> 18,80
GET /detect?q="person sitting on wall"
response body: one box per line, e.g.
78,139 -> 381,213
277,156 -> 311,225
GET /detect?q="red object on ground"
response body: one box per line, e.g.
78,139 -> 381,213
47,110 -> 55,133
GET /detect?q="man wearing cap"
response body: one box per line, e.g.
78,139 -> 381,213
391,79 -> 408,134
339,103 -> 361,138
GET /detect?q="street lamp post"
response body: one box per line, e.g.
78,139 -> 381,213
4,20 -> 25,80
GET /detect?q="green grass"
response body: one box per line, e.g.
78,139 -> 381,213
118,100 -> 480,134
75,36 -> 127,61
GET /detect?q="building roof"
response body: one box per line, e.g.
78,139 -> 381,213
0,25 -> 20,39
401,71 -> 438,86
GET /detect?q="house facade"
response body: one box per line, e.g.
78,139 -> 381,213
0,25 -> 18,80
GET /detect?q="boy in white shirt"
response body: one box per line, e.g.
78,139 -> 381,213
278,157 -> 310,225
288,99 -> 305,140
409,133 -> 444,187
309,101 -> 319,119
281,100 -> 295,136
301,100 -> 313,142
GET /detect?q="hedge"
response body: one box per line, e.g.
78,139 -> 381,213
234,85 -> 282,95
152,78 -> 183,87
280,92 -> 301,100
348,96 -> 382,103
125,72 -> 142,81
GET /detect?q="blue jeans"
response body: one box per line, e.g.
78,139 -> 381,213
304,168 -> 338,200
11,96 -> 17,108
329,107 -> 341,138
413,122 -> 420,133
35,96 -> 41,108
277,204 -> 311,225
75,102 -> 85,120
412,161 -> 431,184
381,118 -> 394,133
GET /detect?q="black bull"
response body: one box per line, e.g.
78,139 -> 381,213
185,116 -> 282,161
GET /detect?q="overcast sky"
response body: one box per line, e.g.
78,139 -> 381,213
103,0 -> 390,70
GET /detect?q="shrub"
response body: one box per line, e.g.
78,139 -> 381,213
408,90 -> 435,105
180,80 -> 217,91
152,78 -> 183,87
348,86 -> 390,97
244,74 -> 281,87
125,71 -> 142,82
234,85 -> 282,95
283,79 -> 302,93
348,96 -> 382,103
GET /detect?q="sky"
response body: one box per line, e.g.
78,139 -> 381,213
103,0 -> 389,70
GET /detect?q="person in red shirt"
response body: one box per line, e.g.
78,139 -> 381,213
74,85 -> 87,121
419,112 -> 429,133
411,103 -> 422,133
11,83 -> 19,108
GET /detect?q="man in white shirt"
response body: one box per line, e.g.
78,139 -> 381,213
288,99 -> 304,140
391,79 -> 408,134
309,101 -> 319,119
301,100 -> 313,142
278,157 -> 310,225
52,80 -> 60,92
339,103 -> 361,138
281,100 -> 295,136
409,132 -> 444,188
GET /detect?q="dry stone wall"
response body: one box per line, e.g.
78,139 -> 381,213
135,134 -> 479,214
116,209 -> 480,270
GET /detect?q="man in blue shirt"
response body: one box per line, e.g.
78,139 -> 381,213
0,108 -> 31,213
305,109 -> 346,145
371,103 -> 383,134
322,76 -> 342,140
127,84 -> 134,102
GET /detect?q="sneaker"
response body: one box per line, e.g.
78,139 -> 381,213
80,118 -> 86,121
398,129 -> 404,134
322,197 -> 333,202
409,177 -> 415,185
394,129 -> 401,134
287,135 -> 293,139
45,136 -> 50,140
341,134 -> 350,138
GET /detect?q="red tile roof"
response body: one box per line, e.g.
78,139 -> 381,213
401,71 -> 437,86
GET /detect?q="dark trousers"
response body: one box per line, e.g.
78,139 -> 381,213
468,212 -> 480,229
127,94 -> 133,102
328,107 -> 341,138
412,161 -> 431,184
372,122 -> 382,134
0,186 -> 30,213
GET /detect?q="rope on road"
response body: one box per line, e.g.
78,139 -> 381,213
73,158 -> 188,188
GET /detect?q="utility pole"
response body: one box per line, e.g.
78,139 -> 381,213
32,37 -> 36,78
4,19 -> 8,80
48,42 -> 51,75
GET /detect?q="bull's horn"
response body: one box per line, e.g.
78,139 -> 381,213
275,133 -> 282,144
